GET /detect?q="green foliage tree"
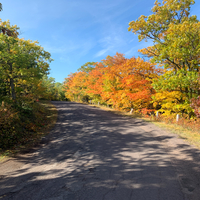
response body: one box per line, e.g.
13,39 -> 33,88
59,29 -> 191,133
128,0 -> 198,72
78,62 -> 95,73
0,10 -> 61,150
0,20 -> 52,103
39,75 -> 65,101
128,0 -> 200,115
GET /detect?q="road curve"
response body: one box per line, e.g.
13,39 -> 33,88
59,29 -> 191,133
0,101 -> 200,200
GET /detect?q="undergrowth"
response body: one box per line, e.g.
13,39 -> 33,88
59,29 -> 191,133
0,100 -> 57,157
149,114 -> 200,134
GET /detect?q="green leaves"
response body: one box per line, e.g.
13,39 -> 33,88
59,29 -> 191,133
128,0 -> 199,70
38,76 -> 65,101
153,69 -> 199,93
78,62 -> 95,73
129,0 -> 200,116
0,20 -> 53,102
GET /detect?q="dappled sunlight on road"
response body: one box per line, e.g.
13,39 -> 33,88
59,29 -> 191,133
0,102 -> 200,200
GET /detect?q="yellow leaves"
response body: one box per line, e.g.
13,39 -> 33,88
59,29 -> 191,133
9,49 -> 17,54
152,90 -> 193,116
128,15 -> 148,34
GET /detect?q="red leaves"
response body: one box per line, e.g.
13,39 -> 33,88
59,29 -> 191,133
191,96 -> 200,118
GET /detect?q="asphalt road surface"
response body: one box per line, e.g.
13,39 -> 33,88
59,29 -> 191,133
0,101 -> 200,200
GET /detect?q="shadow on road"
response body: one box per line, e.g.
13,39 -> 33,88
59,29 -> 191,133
0,102 -> 200,200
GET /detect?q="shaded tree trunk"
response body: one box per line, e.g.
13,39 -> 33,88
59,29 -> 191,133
9,62 -> 16,101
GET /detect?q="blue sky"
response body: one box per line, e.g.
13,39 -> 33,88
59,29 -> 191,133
1,0 -> 200,83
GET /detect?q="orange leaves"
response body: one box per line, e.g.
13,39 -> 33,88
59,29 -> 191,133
86,64 -> 104,96
64,53 -> 161,111
101,55 -> 159,110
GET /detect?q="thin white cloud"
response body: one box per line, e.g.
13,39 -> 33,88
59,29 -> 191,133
59,56 -> 70,63
95,48 -> 109,57
43,37 -> 96,62
94,24 -> 127,57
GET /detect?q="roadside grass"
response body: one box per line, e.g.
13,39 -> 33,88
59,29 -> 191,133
0,100 -> 57,161
89,104 -> 142,118
144,118 -> 200,149
89,103 -> 200,150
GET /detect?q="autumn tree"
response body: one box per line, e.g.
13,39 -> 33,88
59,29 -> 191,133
100,55 -> 160,111
100,53 -> 127,107
64,62 -> 103,103
63,71 -> 89,102
78,62 -> 95,73
0,20 -> 52,103
128,0 -> 200,116
77,62 -> 96,102
128,0 -> 198,71
84,62 -> 105,103
37,76 -> 65,101
64,53 -> 161,112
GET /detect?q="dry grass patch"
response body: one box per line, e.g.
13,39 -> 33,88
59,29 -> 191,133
89,104 -> 142,118
146,120 -> 200,149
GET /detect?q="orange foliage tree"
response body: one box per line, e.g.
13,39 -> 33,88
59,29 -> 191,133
100,54 -> 161,111
64,53 -> 161,113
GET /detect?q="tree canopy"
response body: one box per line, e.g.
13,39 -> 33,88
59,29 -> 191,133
128,0 -> 200,115
0,20 -> 53,103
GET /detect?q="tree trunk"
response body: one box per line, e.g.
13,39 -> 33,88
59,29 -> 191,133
10,77 -> 16,100
9,62 -> 16,101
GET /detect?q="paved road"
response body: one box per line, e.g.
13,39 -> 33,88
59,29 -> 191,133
0,102 -> 200,200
